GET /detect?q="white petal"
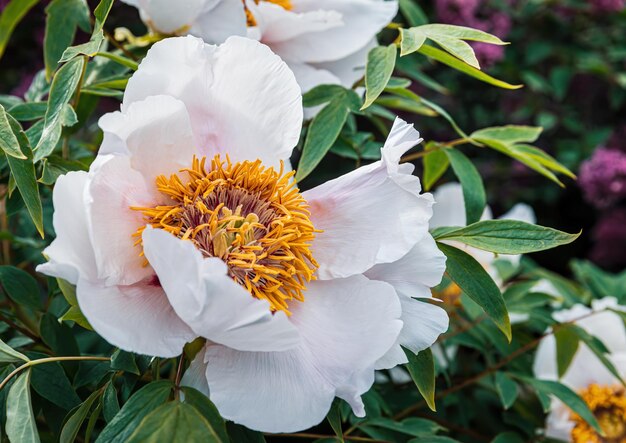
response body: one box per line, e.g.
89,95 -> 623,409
87,155 -> 157,286
37,172 -> 96,284
500,202 -> 536,224
365,234 -> 446,299
76,278 -> 195,358
98,95 -> 196,183
142,227 -> 300,352
272,0 -> 398,63
137,0 -> 208,34
124,36 -> 302,167
431,182 -> 470,228
202,275 -> 402,433
250,1 -> 343,45
189,0 -> 247,44
376,297 -> 448,369
181,348 -> 210,397
312,38 -> 377,89
304,119 -> 432,279
286,61 -> 341,93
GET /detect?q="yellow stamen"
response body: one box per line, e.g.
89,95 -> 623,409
132,155 -> 319,315
570,384 -> 626,443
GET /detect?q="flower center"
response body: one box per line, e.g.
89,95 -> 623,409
244,0 -> 293,27
132,155 -> 319,314
571,384 -> 626,443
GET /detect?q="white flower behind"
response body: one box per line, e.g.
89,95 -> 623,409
37,36 -> 447,433
533,298 -> 626,442
120,0 -> 398,94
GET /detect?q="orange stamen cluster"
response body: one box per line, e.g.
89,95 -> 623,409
132,155 -> 318,314
570,384 -> 626,443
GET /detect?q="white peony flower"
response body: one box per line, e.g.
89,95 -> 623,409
120,0 -> 398,94
37,35 -> 447,433
533,298 -> 626,442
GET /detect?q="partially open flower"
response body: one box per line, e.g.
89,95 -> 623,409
121,0 -> 398,94
533,298 -> 626,442
37,36 -> 447,432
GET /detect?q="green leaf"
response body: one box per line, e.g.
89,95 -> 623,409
96,380 -> 173,443
31,361 -> 81,410
103,382 -> 120,423
434,220 -> 580,254
326,399 -> 344,442
59,388 -> 102,443
438,243 -> 511,341
6,370 -> 40,443
0,105 -> 26,159
399,0 -> 428,26
4,115 -> 44,236
0,338 -> 29,363
422,149 -> 449,191
364,417 -> 444,438
444,148 -> 485,225
94,51 -> 139,71
362,45 -> 397,110
127,401 -> 225,443
554,325 -> 580,378
226,423 -> 266,443
296,98 -> 351,181
519,377 -> 602,434
416,45 -> 522,89
35,56 -> 85,161
0,265 -> 40,309
0,0 -> 39,60
44,0 -> 90,79
405,348 -> 436,411
180,387 -> 229,443
494,372 -> 518,410
400,24 -> 507,68
7,102 -> 47,122
492,432 -> 525,443
59,306 -> 92,330
110,349 -> 140,375
471,125 -> 542,145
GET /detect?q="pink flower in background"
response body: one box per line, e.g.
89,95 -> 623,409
579,148 -> 626,209
590,208 -> 626,269
592,0 -> 625,13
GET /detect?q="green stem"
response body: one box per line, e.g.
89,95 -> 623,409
0,356 -> 110,391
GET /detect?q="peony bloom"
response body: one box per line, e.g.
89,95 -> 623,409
579,147 -> 626,209
533,298 -> 626,442
120,0 -> 398,93
37,36 -> 448,432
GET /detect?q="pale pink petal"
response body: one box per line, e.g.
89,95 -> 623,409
189,0 -> 247,43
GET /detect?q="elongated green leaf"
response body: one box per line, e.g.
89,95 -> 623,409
554,325 -> 580,378
471,125 -> 542,145
35,56 -> 85,161
364,417 -> 444,438
519,377 -> 602,434
362,45 -> 397,110
417,45 -> 522,89
494,372 -> 518,409
399,0 -> 428,26
59,388 -> 102,443
0,105 -> 25,158
422,149 -> 449,191
515,144 -> 576,179
405,348 -> 436,411
6,370 -> 40,443
31,360 -> 81,410
7,102 -> 47,122
435,220 -> 580,254
438,243 -> 511,341
180,387 -> 228,442
0,338 -> 29,363
103,382 -> 120,423
5,115 -> 44,236
0,265 -> 40,309
95,51 -> 139,71
326,399 -> 344,442
127,401 -> 224,443
96,380 -> 173,443
444,148 -> 485,225
0,0 -> 39,60
296,98 -> 350,181
427,34 -> 479,69
44,0 -> 90,79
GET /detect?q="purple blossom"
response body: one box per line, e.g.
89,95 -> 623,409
590,208 -> 626,268
579,148 -> 626,208
592,0 -> 625,13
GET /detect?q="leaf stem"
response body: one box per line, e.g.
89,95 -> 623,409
0,356 -> 110,391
